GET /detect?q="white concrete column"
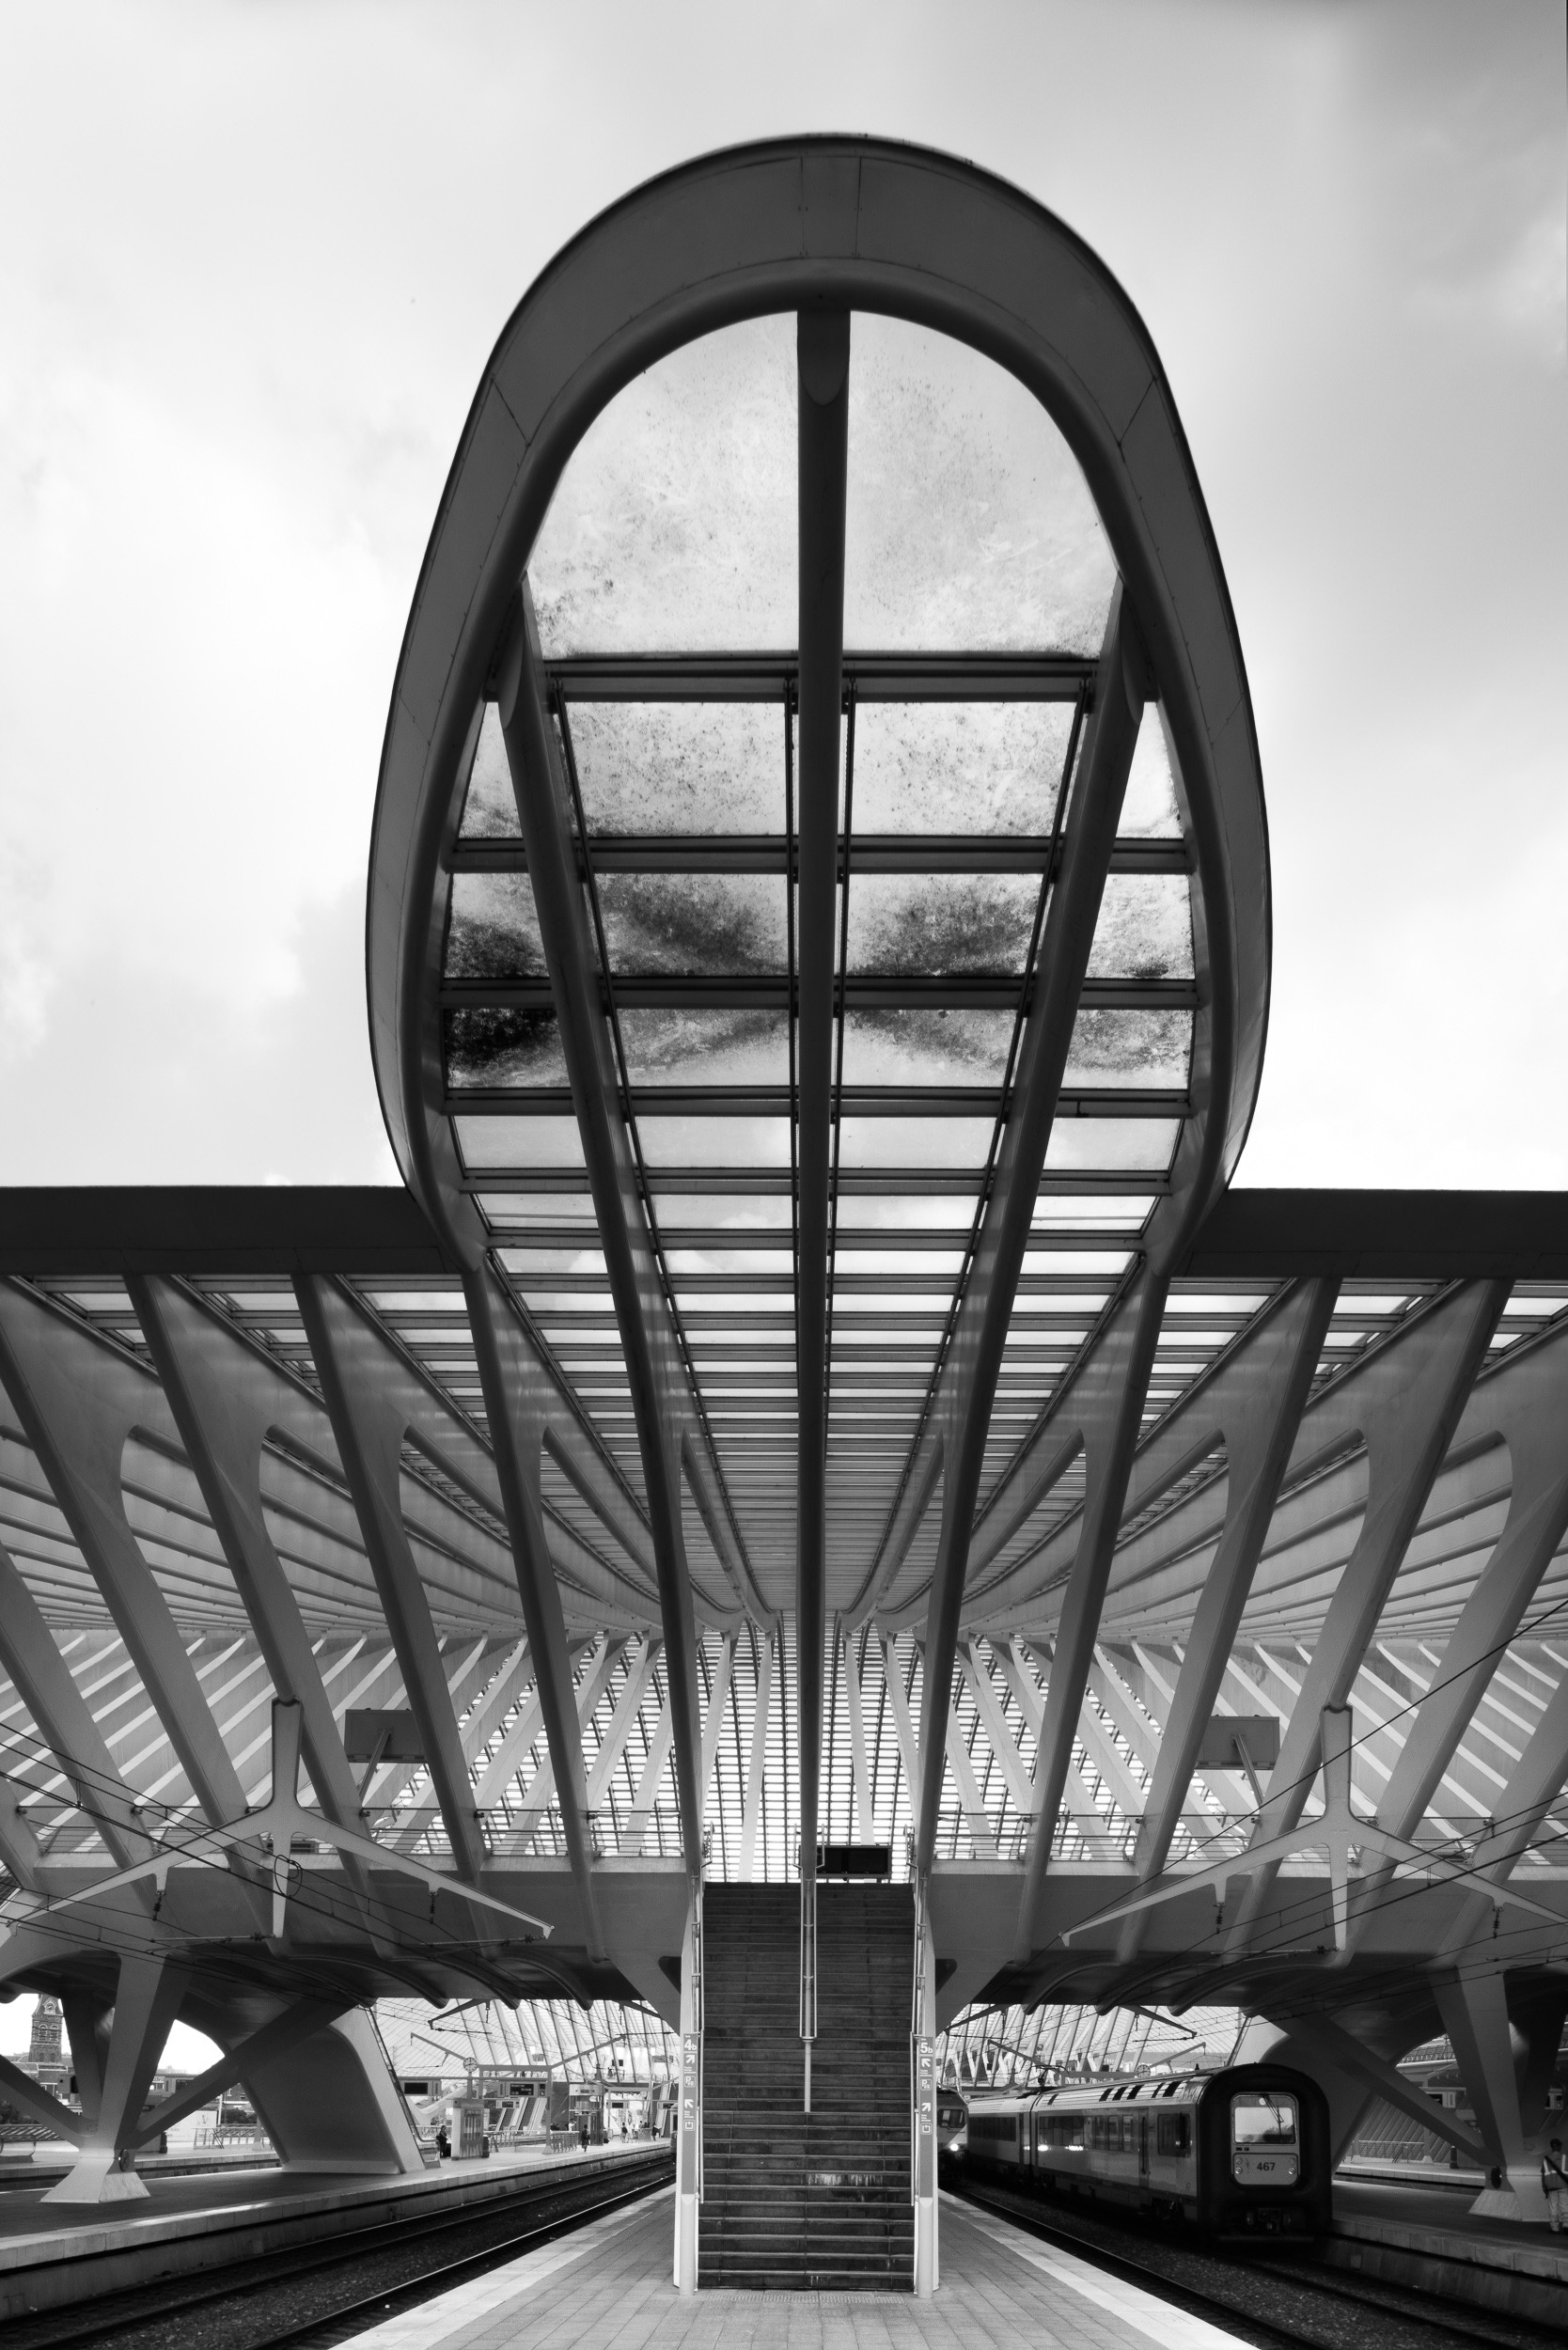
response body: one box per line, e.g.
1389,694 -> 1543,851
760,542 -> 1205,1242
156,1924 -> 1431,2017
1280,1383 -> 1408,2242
44,1955 -> 189,2204
913,1893 -> 938,2296
1436,1973 -> 1550,2223
673,1887 -> 702,2292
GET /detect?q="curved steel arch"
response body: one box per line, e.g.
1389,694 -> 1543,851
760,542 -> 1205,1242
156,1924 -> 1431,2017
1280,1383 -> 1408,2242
368,134 -> 1269,1259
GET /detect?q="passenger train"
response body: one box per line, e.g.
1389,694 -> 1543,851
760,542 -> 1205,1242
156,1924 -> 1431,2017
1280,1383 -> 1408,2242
953,2065 -> 1330,2238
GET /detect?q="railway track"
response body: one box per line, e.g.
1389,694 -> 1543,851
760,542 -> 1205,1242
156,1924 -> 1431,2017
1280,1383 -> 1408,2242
949,2175 -> 1564,2350
4,2147 -> 672,2350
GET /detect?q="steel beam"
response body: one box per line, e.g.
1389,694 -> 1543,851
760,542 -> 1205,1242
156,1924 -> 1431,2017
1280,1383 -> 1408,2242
1014,1269 -> 1167,1952
961,1643 -> 1035,1814
700,1632 -> 739,1825
0,1279 -> 247,1833
585,1637 -> 659,1811
0,1537 -> 156,1875
128,1277 -> 379,1869
840,1623 -> 874,1841
1225,1277 -> 1507,1950
294,1277 -> 488,1881
738,1628 -> 776,1876
794,307 -> 851,1921
1119,1279 -> 1335,1951
494,585 -> 710,1880
466,1261 -> 604,1946
1370,1317 -> 1568,1852
873,590 -> 1150,1880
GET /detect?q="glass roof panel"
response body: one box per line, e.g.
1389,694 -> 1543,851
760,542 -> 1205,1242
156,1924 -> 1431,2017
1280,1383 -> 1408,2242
530,315 -> 795,654
851,702 -> 1072,834
477,1190 -> 599,1223
569,702 -> 783,834
1063,1009 -> 1192,1089
652,1194 -> 794,1229
619,1008 -> 789,1089
840,1008 -> 1014,1088
1043,1120 -> 1179,1172
446,1008 -> 568,1089
596,872 -> 788,974
843,314 -> 1116,653
846,873 -> 1039,975
1086,875 -> 1194,979
836,1195 -> 980,1230
838,1116 -> 996,1167
446,873 -> 546,979
1121,703 -> 1183,838
638,1115 -> 792,1167
457,1115 -> 586,1169
459,705 -> 518,838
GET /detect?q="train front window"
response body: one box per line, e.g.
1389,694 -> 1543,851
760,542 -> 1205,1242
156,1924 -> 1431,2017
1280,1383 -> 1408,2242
1231,2092 -> 1299,2186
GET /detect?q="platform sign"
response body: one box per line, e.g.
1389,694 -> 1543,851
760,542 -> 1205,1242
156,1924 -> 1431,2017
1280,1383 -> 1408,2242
915,2035 -> 935,2198
680,2033 -> 699,2155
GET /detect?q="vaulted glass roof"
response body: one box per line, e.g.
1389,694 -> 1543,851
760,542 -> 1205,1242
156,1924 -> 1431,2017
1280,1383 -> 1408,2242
438,313 -> 1197,1622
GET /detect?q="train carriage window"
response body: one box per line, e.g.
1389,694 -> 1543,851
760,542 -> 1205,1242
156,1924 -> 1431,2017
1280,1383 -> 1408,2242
1155,2112 -> 1190,2156
1231,2092 -> 1299,2186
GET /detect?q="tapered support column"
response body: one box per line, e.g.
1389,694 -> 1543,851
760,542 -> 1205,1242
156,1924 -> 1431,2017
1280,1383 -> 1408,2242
913,1891 -> 938,2296
673,1885 -> 703,2292
44,1955 -> 189,2203
1436,1975 -> 1550,2223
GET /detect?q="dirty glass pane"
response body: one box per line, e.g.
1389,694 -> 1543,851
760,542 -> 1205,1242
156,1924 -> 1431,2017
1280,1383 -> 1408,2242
455,1116 -> 586,1169
846,873 -> 1039,975
446,872 -> 547,979
1063,1009 -> 1192,1089
476,1190 -> 599,1225
844,315 -> 1116,654
531,315 -> 795,654
651,1194 -> 794,1230
840,1008 -> 1014,1088
851,702 -> 1072,834
1032,1193 -> 1155,1227
1120,703 -> 1183,838
619,1008 -> 789,1089
1086,875 -> 1194,979
569,701 -> 783,834
596,872 -> 788,974
837,1116 -> 996,1168
836,1195 -> 981,1230
458,704 -> 519,838
1043,1120 -> 1180,1172
637,1115 -> 792,1167
445,1008 -> 568,1088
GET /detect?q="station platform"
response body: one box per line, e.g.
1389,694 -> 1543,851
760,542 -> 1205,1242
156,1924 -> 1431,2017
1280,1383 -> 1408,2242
1330,2174 -> 1568,2326
0,2138 -> 665,2323
339,2186 -> 1242,2350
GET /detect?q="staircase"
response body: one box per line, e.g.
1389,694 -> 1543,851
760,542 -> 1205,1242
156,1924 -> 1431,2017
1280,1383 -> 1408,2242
698,1881 -> 915,2290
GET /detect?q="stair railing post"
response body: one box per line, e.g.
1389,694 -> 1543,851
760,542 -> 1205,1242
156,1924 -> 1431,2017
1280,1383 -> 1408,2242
674,1880 -> 703,2292
912,1872 -> 938,2295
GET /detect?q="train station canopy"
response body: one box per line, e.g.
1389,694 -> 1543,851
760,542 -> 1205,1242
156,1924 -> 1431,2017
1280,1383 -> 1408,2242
1,142 -> 1565,2074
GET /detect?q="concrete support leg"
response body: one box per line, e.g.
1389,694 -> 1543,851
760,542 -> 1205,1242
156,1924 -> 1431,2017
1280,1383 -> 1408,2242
244,2007 -> 427,2174
1436,1974 -> 1550,2223
674,1889 -> 701,2293
913,1899 -> 938,2297
44,1955 -> 189,2203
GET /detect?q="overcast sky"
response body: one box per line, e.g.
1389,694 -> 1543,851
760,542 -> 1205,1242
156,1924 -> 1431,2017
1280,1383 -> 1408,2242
1,0 -> 1564,1193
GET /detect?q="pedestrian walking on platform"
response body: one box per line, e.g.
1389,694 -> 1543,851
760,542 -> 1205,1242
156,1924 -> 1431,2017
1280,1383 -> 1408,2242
1544,2138 -> 1568,2232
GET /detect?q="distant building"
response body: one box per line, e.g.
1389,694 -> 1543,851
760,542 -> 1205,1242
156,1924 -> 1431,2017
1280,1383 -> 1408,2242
26,1995 -> 68,2092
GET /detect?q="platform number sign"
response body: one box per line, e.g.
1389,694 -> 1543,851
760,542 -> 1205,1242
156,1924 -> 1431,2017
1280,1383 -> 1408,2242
681,2033 -> 699,2148
916,2036 -> 935,2196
